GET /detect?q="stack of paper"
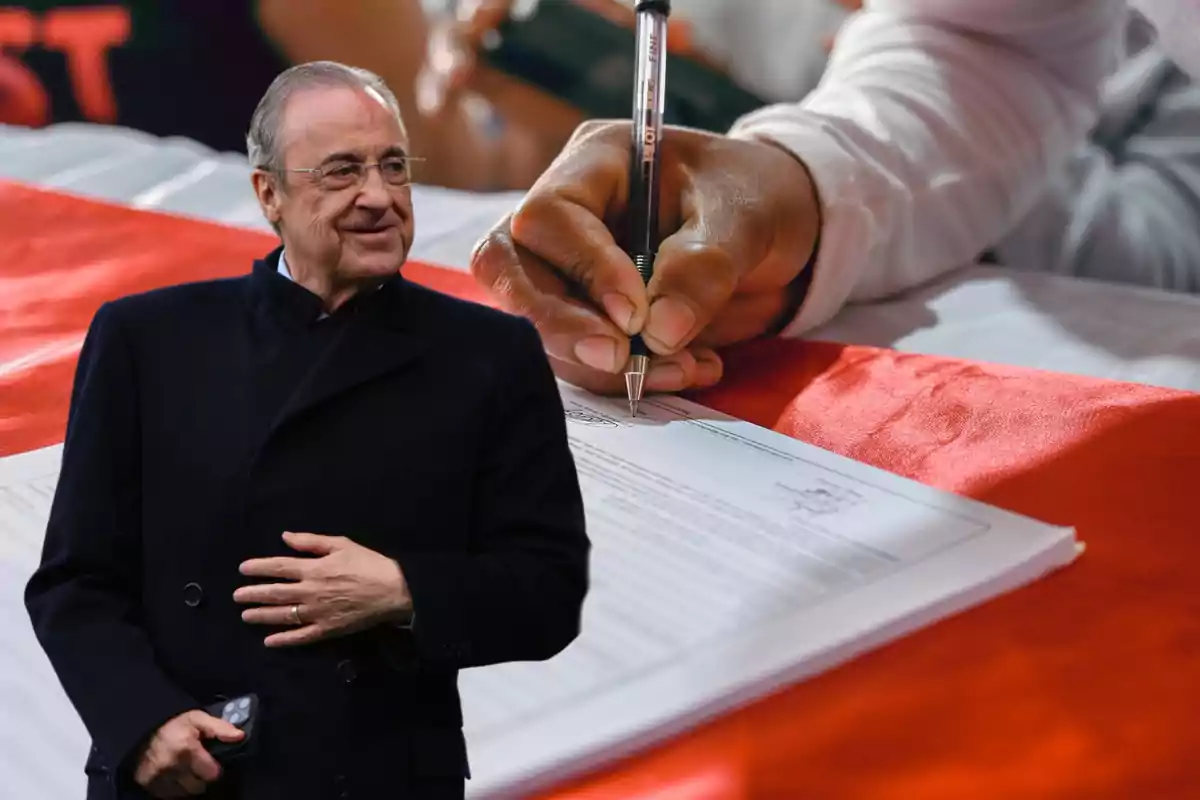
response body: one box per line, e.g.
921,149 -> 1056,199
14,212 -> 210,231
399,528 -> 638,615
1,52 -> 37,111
459,385 -> 1079,797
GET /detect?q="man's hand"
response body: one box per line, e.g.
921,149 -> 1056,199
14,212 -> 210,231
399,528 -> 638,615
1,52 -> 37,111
417,0 -> 585,183
133,710 -> 243,797
415,0 -> 725,190
234,532 -> 412,647
470,120 -> 821,395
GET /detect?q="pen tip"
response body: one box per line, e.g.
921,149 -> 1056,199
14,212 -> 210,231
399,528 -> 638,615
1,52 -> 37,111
624,369 -> 645,418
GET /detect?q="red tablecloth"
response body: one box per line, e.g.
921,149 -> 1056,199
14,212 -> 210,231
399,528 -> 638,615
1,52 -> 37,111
3,181 -> 1199,798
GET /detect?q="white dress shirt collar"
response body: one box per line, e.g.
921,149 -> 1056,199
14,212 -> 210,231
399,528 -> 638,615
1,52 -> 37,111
278,250 -> 330,321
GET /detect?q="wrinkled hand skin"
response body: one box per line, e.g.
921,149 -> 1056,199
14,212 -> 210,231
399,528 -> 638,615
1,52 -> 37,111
134,710 -> 244,798
470,120 -> 821,395
234,532 -> 412,648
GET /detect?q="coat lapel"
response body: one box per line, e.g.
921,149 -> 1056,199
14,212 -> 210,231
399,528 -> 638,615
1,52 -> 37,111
265,276 -> 427,440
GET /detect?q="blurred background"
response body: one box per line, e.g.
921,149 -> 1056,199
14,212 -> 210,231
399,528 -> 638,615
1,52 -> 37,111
0,0 -> 852,191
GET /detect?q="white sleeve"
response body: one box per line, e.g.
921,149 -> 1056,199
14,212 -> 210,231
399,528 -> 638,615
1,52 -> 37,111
1129,0 -> 1200,80
727,0 -> 1126,336
995,49 -> 1200,293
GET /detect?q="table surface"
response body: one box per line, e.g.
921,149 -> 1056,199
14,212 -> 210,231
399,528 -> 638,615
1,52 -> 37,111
2,123 -> 1199,800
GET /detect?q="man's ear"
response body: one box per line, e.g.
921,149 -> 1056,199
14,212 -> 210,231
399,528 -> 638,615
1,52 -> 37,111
250,169 -> 284,228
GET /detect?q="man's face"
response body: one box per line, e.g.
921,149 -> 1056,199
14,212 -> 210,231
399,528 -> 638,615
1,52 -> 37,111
258,85 -> 416,284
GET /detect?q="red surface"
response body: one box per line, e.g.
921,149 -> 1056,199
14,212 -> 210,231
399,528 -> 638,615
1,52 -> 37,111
3,180 -> 1200,798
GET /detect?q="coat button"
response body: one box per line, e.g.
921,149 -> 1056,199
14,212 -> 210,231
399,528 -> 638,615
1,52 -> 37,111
182,582 -> 203,607
336,659 -> 357,684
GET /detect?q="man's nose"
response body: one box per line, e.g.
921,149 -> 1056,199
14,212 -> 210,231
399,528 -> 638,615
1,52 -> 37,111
355,166 -> 392,209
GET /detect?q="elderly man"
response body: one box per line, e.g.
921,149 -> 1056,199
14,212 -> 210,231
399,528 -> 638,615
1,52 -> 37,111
24,61 -> 589,800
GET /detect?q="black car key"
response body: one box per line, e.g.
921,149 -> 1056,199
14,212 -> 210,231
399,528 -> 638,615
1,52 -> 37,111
203,694 -> 260,764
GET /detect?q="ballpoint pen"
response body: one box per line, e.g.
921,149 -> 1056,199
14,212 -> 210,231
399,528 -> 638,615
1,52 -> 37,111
623,0 -> 670,417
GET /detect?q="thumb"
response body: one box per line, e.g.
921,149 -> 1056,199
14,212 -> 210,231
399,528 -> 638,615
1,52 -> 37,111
644,137 -> 816,354
639,134 -> 774,354
190,712 -> 245,743
282,531 -> 342,555
642,218 -> 747,355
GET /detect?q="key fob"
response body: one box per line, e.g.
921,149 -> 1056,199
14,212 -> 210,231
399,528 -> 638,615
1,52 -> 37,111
203,694 -> 260,763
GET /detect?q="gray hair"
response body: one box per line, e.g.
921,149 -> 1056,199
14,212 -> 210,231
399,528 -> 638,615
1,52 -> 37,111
246,60 -> 405,172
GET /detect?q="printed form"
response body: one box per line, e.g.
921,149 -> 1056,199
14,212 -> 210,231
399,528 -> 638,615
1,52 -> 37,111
0,385 -> 1080,799
459,385 -> 1079,798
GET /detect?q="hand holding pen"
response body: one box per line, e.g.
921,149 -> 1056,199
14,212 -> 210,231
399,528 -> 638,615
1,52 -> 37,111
469,32 -> 822,401
622,0 -> 671,414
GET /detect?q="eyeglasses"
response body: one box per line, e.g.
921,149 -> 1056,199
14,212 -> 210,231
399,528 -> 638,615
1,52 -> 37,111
284,157 -> 424,191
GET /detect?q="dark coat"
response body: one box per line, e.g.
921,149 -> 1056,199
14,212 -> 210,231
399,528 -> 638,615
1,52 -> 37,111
24,249 -> 589,800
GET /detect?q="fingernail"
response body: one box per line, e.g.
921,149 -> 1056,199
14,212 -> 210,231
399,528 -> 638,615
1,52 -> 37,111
647,361 -> 686,389
601,293 -> 635,333
574,336 -> 619,372
696,354 -> 723,386
645,297 -> 697,351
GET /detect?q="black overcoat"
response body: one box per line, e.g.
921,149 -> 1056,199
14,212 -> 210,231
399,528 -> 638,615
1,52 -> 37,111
25,249 -> 589,799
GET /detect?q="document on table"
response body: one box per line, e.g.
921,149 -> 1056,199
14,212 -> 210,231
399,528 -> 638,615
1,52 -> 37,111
0,447 -> 60,568
459,384 -> 1080,798
0,386 -> 1081,799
